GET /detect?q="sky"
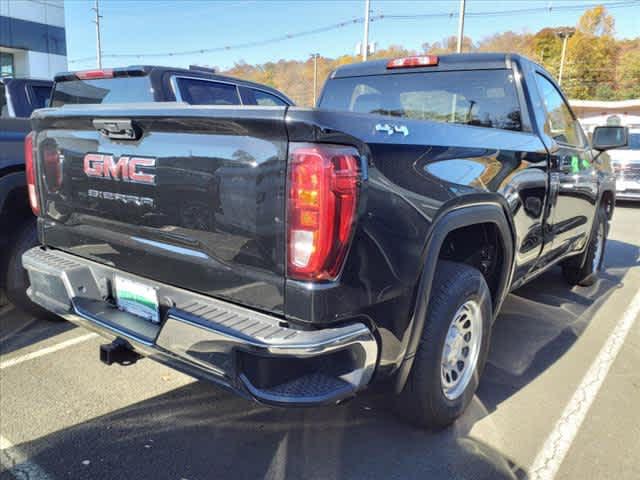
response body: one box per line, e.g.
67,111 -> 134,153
64,0 -> 640,71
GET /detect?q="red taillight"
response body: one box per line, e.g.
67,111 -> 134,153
287,144 -> 360,281
24,131 -> 40,215
43,144 -> 62,192
386,55 -> 439,69
76,68 -> 114,80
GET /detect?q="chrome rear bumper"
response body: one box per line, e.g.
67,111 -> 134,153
22,247 -> 378,406
615,189 -> 640,201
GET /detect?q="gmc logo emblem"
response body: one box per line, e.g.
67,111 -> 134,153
83,153 -> 156,185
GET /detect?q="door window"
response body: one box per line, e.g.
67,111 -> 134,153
534,73 -> 583,147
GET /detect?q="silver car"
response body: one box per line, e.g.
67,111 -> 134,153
609,129 -> 640,201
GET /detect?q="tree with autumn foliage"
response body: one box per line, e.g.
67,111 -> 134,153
221,5 -> 639,106
560,5 -> 619,99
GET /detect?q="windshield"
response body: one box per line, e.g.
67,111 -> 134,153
51,77 -> 155,106
628,133 -> 640,150
319,69 -> 522,131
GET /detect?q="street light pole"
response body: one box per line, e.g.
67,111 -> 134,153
92,0 -> 103,68
311,53 -> 319,106
456,0 -> 466,53
362,0 -> 371,61
557,29 -> 575,86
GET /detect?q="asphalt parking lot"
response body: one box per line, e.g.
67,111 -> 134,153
1,204 -> 638,480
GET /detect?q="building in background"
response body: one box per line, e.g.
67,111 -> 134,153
0,0 -> 66,79
570,99 -> 640,133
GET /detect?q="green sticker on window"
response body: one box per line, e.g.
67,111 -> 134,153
571,156 -> 580,173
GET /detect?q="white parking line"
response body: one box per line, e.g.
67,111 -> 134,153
0,333 -> 98,370
0,435 -> 53,480
529,287 -> 640,480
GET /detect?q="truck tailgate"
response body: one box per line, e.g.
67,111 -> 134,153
31,105 -> 288,314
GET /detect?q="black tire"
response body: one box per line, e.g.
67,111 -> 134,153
394,261 -> 492,429
561,206 -> 608,287
5,219 -> 61,321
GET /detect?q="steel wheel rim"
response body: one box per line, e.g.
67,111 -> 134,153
440,300 -> 483,401
592,223 -> 604,273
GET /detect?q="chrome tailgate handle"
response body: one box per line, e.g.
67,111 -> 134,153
93,119 -> 141,140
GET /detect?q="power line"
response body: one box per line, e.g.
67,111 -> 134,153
68,0 -> 639,64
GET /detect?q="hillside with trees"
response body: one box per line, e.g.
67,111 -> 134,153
222,5 -> 640,106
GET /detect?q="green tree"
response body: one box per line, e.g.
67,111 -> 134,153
476,30 -> 534,56
422,36 -> 474,54
222,4 -> 638,105
530,27 -> 566,78
616,41 -> 640,99
563,6 -> 618,99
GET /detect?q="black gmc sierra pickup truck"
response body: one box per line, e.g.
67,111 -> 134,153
21,53 -> 627,427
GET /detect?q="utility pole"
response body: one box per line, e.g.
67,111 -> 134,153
556,28 -> 575,86
310,53 -> 320,106
362,0 -> 371,61
92,0 -> 103,68
456,0 -> 466,53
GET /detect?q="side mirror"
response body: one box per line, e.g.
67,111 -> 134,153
592,126 -> 628,151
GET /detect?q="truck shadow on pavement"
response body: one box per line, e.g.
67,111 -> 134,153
0,382 -> 528,480
2,240 -> 638,480
479,238 -> 639,410
0,308 -> 75,357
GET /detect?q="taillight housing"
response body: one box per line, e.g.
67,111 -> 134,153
24,131 -> 40,215
287,144 -> 360,281
386,55 -> 439,69
75,68 -> 114,80
43,143 -> 62,192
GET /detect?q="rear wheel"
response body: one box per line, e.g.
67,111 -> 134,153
562,206 -> 608,287
394,261 -> 492,429
5,219 -> 61,321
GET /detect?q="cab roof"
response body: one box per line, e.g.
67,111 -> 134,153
54,65 -> 294,105
331,53 -> 530,78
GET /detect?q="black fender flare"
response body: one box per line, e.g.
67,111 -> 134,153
0,171 -> 26,215
596,180 -> 616,220
393,198 -> 515,393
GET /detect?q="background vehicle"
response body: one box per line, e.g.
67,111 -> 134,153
22,53 -> 626,428
0,77 -> 52,316
51,65 -> 294,107
609,128 -> 640,201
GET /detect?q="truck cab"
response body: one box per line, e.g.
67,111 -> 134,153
51,65 -> 294,107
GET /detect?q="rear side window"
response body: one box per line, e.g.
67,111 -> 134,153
319,69 -> 522,131
29,85 -> 52,109
177,78 -> 240,105
51,77 -> 154,106
253,89 -> 287,106
239,86 -> 287,106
